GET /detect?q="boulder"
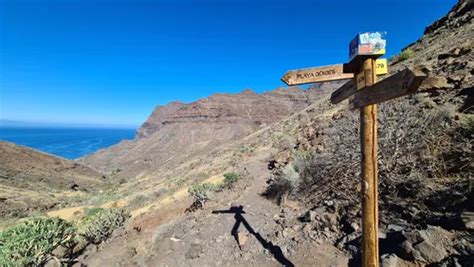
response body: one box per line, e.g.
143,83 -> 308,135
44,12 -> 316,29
413,240 -> 448,263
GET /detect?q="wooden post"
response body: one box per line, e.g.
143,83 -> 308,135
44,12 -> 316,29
359,58 -> 379,267
282,32 -> 434,267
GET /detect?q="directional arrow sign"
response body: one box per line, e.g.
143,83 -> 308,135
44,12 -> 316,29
282,59 -> 388,86
281,64 -> 353,86
349,66 -> 429,109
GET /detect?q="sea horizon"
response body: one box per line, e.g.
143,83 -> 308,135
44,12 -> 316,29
0,126 -> 136,159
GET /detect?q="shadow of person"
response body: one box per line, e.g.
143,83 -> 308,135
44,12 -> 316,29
213,205 -> 294,267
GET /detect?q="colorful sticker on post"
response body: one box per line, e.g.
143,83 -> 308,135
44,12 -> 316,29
349,32 -> 386,60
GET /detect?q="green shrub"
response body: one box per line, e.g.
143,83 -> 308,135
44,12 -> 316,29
263,163 -> 302,204
397,48 -> 415,61
223,173 -> 240,188
77,208 -> 128,244
0,217 -> 76,266
239,145 -> 254,154
188,183 -> 220,209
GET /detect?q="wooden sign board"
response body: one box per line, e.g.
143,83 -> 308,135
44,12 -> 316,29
281,64 -> 353,86
349,66 -> 429,109
282,59 -> 388,86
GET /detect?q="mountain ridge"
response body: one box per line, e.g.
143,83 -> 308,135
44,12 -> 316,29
80,83 -> 344,178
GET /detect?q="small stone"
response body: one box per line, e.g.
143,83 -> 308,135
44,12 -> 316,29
350,222 -> 360,232
381,253 -> 399,267
44,259 -> 61,267
460,211 -> 474,230
51,245 -> 68,258
387,224 -> 403,232
302,210 -> 316,222
452,47 -> 461,56
324,200 -> 334,207
237,231 -> 249,249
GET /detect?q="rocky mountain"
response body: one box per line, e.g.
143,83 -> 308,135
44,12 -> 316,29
0,141 -> 104,217
80,84 -> 343,179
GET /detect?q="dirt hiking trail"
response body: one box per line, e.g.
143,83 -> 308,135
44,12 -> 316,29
78,149 -> 348,266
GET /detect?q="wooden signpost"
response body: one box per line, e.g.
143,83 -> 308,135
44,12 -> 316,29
281,32 -> 431,267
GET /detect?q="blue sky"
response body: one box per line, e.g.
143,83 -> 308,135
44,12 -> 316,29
0,0 -> 456,127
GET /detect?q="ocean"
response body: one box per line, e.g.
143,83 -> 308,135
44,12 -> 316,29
0,127 -> 136,159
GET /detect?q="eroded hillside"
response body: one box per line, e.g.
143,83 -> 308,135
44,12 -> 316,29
0,141 -> 105,218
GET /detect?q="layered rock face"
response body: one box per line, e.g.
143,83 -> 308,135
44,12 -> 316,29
80,84 -> 343,178
137,87 -> 332,138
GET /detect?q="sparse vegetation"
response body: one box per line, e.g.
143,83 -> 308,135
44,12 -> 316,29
223,172 -> 240,188
188,183 -> 220,209
263,161 -> 305,204
272,132 -> 296,150
396,48 -> 415,61
77,208 -> 129,244
188,172 -> 241,210
0,207 -> 129,266
238,145 -> 255,154
127,188 -> 169,209
0,217 -> 76,266
265,95 -> 473,222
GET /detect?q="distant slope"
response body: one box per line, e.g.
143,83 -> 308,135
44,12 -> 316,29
0,141 -> 104,218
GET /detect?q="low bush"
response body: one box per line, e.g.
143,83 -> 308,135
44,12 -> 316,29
0,207 -> 129,265
397,48 -> 415,61
77,208 -> 129,244
188,183 -> 220,209
187,173 -> 243,210
265,93 -> 472,227
263,163 -> 302,204
0,217 -> 76,266
223,172 -> 240,188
